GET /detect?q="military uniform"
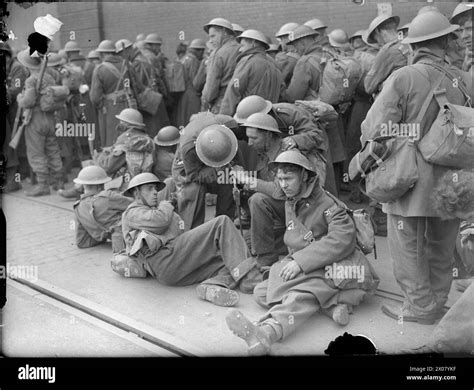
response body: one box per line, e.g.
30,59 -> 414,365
252,174 -> 378,341
361,48 -> 473,317
219,47 -> 284,116
17,72 -> 64,188
275,51 -> 300,87
152,146 -> 174,181
74,189 -> 132,253
202,37 -> 240,113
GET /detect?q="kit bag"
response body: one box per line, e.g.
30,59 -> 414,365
136,66 -> 163,115
417,63 -> 474,169
164,59 -> 186,93
40,85 -> 70,112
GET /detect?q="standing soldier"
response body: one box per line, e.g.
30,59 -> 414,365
139,33 -> 171,131
362,11 -> 473,324
232,23 -> 245,37
349,30 -> 367,51
398,23 -> 410,40
219,29 -> 284,116
202,18 -> 240,114
274,22 -> 300,87
450,2 -> 473,72
90,40 -> 131,148
16,49 -> 64,196
304,18 -> 331,49
175,38 -> 206,127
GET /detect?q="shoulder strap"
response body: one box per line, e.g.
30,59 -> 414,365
413,67 -> 446,126
324,190 -> 352,213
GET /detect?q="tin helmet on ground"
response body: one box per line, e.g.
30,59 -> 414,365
96,40 -> 116,53
403,11 -> 459,44
236,29 -> 270,49
232,23 -> 245,35
328,29 -> 349,47
275,22 -> 300,38
189,38 -> 206,50
304,18 -> 327,31
233,95 -> 273,123
64,41 -> 80,53
73,166 -> 112,185
154,126 -> 180,146
115,108 -> 146,127
450,3 -> 473,23
364,14 -> 400,44
203,18 -> 234,34
195,124 -> 238,168
123,172 -> 165,197
269,150 -> 317,176
115,38 -> 133,53
242,113 -> 280,133
287,25 -> 319,43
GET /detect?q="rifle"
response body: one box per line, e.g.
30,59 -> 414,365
9,53 -> 49,149
120,42 -> 139,109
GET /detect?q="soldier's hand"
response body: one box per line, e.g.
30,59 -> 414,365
281,137 -> 297,151
159,200 -> 174,213
279,259 -> 302,281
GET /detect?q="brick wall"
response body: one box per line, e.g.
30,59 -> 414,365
6,1 -> 461,58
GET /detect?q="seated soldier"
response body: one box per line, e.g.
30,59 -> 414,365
152,125 -> 180,181
225,150 -> 379,355
118,172 -> 261,306
73,166 -> 132,253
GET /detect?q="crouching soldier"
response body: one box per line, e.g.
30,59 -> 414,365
73,166 -> 132,253
118,172 -> 261,306
152,125 -> 180,181
226,150 -> 379,355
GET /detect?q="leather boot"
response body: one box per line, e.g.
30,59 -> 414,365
25,182 -> 51,197
58,186 -> 83,199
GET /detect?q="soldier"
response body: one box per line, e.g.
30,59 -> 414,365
363,14 -> 409,96
84,51 -> 100,86
232,23 -> 245,36
327,29 -> 353,56
266,44 -> 279,59
219,29 -> 284,116
95,108 -> 154,190
16,49 -> 64,196
398,23 -> 410,39
304,18 -> 331,48
450,2 -> 473,72
274,22 -> 300,87
45,53 -> 64,84
63,41 -> 81,62
171,113 -> 238,230
349,30 -> 367,51
119,172 -> 261,305
226,150 -> 379,355
361,11 -> 473,324
152,125 -> 180,181
90,40 -> 132,148
175,38 -> 206,127
72,165 -> 132,253
202,18 -> 240,113
116,38 -> 169,138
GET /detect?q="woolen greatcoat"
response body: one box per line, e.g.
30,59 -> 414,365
202,37 -> 240,113
275,51 -> 300,86
261,175 -> 379,308
361,48 -> 473,217
219,47 -> 284,116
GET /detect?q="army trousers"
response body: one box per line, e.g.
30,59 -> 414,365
24,108 -> 63,184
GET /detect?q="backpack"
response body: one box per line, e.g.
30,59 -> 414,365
164,59 -> 186,93
318,51 -> 362,105
325,190 -> 376,256
124,135 -> 155,178
39,85 -> 70,112
294,99 -> 339,140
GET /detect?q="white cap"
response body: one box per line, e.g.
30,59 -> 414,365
33,14 -> 63,40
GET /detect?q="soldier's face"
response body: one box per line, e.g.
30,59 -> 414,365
239,38 -> 254,52
276,168 -> 305,198
208,27 -> 224,48
351,37 -> 364,49
246,127 -> 267,152
459,17 -> 472,48
137,184 -> 159,207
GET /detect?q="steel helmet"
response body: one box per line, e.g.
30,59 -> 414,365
287,25 -> 319,43
365,14 -> 400,44
203,18 -> 234,34
154,126 -> 180,146
136,33 -> 146,42
144,33 -> 163,44
398,23 -> 410,33
96,40 -> 116,53
64,41 -> 80,52
304,18 -> 327,31
403,11 -> 459,44
195,125 -> 238,168
189,38 -> 206,50
236,29 -> 270,49
47,52 -> 65,67
73,165 -> 112,185
349,30 -> 365,41
87,50 -> 100,60
123,172 -> 165,197
275,22 -> 300,38
233,95 -> 273,123
242,113 -> 280,133
417,5 -> 440,15
115,38 -> 133,52
232,23 -> 245,35
328,29 -> 349,47
58,49 -> 68,60
450,3 -> 472,23
268,150 -> 317,175
266,43 -> 280,53
115,108 -> 146,127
